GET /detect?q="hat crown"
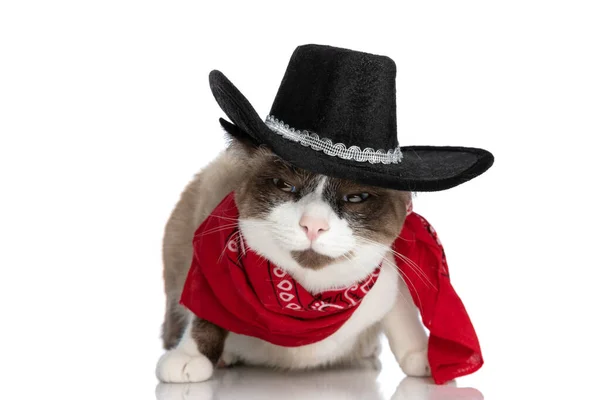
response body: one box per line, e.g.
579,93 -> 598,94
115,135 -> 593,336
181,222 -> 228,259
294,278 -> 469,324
269,44 -> 399,151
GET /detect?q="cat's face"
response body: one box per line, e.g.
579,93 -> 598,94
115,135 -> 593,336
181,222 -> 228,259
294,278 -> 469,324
234,147 -> 410,290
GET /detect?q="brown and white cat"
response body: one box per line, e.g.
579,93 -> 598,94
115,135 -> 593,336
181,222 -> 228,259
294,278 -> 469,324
155,135 -> 430,383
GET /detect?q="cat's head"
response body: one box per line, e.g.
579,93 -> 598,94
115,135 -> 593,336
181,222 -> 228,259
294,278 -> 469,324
229,135 -> 411,291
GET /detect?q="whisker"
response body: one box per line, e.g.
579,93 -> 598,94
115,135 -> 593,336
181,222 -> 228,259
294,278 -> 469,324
217,231 -> 241,263
341,252 -> 412,307
197,223 -> 240,236
380,257 -> 422,309
393,252 -> 436,290
356,237 -> 435,289
206,215 -> 240,222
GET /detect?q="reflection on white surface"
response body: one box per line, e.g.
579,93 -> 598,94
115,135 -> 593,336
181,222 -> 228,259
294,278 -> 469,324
155,364 -> 483,400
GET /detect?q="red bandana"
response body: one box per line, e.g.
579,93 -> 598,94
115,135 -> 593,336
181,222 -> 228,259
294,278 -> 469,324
180,193 -> 483,384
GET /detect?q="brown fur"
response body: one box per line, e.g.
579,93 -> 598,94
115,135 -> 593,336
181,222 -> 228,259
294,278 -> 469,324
162,300 -> 188,350
191,319 -> 228,364
234,148 -> 317,219
290,249 -> 335,270
329,178 -> 410,246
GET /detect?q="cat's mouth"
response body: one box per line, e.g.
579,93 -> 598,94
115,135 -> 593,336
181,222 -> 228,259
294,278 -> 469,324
290,249 -> 349,270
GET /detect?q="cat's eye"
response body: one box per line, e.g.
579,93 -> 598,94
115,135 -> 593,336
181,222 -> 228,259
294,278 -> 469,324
272,178 -> 297,193
342,193 -> 370,203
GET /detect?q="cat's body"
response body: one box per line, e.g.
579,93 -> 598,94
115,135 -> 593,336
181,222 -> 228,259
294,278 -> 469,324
156,140 -> 430,383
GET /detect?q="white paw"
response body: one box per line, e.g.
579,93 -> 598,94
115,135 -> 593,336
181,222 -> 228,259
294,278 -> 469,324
399,349 -> 431,377
156,350 -> 214,383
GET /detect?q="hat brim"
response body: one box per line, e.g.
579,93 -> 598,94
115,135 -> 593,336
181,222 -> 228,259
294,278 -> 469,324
209,70 -> 494,192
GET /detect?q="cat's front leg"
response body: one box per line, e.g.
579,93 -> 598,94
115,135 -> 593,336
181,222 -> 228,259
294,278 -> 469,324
382,277 -> 431,377
156,313 -> 228,383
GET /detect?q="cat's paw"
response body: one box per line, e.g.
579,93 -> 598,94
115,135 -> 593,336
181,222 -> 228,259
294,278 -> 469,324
156,350 -> 214,383
399,349 -> 431,377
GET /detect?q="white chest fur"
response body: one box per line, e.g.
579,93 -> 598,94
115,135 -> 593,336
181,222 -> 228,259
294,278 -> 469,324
222,257 -> 400,369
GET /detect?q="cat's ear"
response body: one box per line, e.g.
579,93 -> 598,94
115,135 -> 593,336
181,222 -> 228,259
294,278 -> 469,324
219,118 -> 260,157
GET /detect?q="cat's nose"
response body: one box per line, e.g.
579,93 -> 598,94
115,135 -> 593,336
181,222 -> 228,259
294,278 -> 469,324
299,215 -> 330,241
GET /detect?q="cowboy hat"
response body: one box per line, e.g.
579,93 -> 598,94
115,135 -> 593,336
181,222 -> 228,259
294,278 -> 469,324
209,44 -> 494,191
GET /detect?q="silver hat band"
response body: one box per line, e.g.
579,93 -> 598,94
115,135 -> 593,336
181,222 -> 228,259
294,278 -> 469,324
264,115 -> 403,165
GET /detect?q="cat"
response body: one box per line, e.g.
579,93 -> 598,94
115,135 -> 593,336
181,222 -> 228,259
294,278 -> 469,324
155,133 -> 430,383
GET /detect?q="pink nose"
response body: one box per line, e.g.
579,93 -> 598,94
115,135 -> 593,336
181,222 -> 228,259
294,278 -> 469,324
299,215 -> 330,241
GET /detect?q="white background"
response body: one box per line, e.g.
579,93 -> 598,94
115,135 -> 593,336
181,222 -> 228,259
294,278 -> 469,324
1,1 -> 599,399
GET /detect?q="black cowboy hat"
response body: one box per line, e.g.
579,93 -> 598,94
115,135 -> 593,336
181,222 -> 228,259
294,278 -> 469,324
209,44 -> 494,192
